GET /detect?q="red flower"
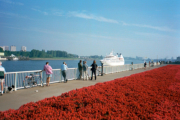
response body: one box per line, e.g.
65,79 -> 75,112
0,65 -> 180,119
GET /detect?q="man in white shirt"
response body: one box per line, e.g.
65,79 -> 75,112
0,62 -> 6,96
61,62 -> 68,83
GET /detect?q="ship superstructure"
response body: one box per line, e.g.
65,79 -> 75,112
100,51 -> 124,66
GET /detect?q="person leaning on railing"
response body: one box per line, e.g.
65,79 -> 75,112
78,60 -> 83,80
0,62 -> 6,96
91,60 -> 97,80
83,61 -> 88,80
43,62 -> 53,86
61,62 -> 68,83
144,62 -> 147,70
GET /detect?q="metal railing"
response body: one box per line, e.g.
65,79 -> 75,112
1,63 -> 159,92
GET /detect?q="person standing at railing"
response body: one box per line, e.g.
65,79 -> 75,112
78,60 -> 83,80
61,62 -> 68,83
144,62 -> 147,70
43,62 -> 53,86
0,62 -> 6,96
83,61 -> 88,80
91,60 -> 97,80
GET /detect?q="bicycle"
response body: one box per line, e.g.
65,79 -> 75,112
23,72 -> 44,89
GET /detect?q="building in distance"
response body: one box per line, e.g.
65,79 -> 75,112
136,56 -> 143,60
5,46 -> 9,51
0,46 -> 5,51
10,45 -> 16,51
21,46 -> 26,52
177,56 -> 180,61
0,46 -> 9,51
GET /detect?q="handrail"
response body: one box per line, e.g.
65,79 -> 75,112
1,63 -> 159,92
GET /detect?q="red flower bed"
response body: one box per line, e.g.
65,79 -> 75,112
0,65 -> 180,119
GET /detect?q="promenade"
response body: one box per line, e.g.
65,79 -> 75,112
0,64 -> 167,111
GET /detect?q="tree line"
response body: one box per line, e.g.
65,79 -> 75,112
2,49 -> 78,58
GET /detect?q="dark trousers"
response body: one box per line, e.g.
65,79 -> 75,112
62,70 -> 67,82
78,70 -> 82,79
91,70 -> 96,80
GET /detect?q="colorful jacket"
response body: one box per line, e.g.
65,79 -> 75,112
43,65 -> 53,74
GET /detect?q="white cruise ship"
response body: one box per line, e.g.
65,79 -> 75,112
8,54 -> 19,61
100,51 -> 125,66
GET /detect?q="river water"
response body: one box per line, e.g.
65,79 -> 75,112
0,59 -> 144,72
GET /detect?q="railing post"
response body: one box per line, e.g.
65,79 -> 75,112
40,71 -> 43,86
14,73 -> 17,91
42,71 -> 44,84
111,66 -> 112,73
75,68 -> 77,80
101,63 -> 103,76
60,69 -> 62,82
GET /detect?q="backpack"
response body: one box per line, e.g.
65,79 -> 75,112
0,71 -> 4,79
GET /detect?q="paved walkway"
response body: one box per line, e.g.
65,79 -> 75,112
0,64 -> 167,111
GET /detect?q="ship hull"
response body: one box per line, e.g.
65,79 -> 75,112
100,60 -> 124,66
8,57 -> 19,61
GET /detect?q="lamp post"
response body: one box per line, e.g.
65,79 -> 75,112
101,62 -> 103,76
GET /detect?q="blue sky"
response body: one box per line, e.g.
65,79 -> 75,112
0,0 -> 180,59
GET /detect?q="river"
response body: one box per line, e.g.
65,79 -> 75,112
0,59 -> 144,72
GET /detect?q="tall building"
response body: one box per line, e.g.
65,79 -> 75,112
177,57 -> 180,61
4,46 -> 9,51
21,46 -> 26,51
10,45 -> 16,51
0,46 -> 9,51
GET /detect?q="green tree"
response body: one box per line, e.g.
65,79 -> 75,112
30,49 -> 41,57
38,50 -> 46,58
0,47 -> 3,52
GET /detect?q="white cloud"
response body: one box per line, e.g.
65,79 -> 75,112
43,12 -> 48,15
0,11 -> 27,18
121,21 -> 129,26
16,2 -> 24,6
53,12 -> 63,16
0,0 -> 24,5
31,8 -> 48,15
132,24 -> 176,32
31,8 -> 41,12
68,11 -> 119,24
135,32 -> 178,40
0,11 -> 38,21
121,21 -> 176,32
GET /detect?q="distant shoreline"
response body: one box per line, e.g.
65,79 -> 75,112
30,58 -> 79,60
29,58 -> 100,60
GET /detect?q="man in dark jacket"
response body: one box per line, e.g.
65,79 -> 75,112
78,60 -> 83,79
91,60 -> 97,80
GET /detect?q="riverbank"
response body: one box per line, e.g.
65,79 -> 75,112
29,57 -> 101,60
29,57 -> 79,60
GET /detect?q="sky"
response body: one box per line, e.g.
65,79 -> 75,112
0,0 -> 180,59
